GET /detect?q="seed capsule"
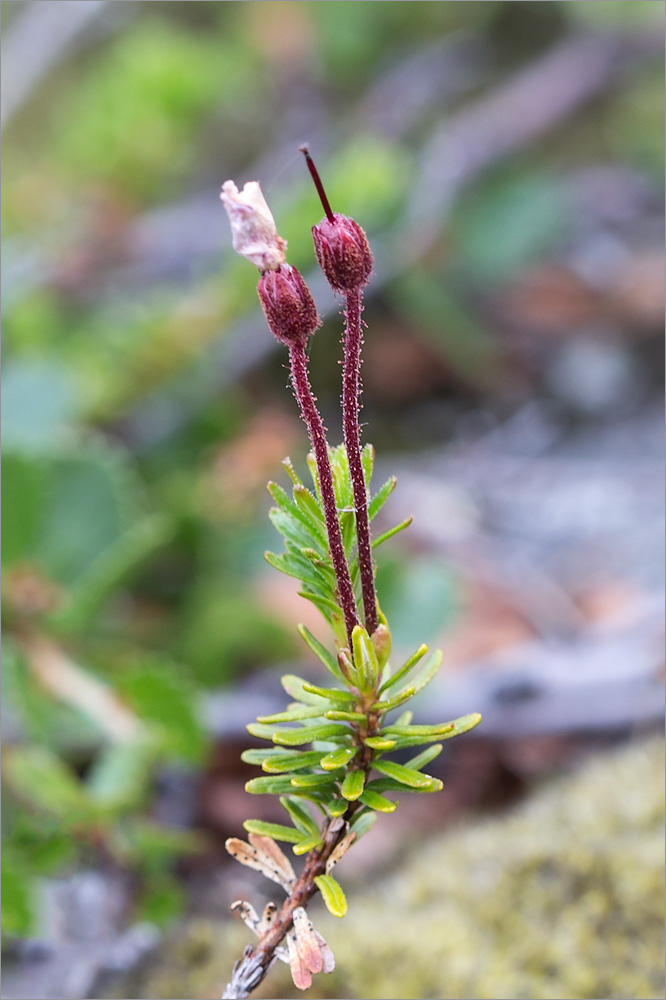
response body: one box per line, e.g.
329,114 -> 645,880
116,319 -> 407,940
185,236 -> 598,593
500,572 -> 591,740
257,264 -> 321,347
312,213 -> 373,292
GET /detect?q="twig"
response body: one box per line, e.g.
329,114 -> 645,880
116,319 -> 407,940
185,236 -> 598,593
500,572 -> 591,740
221,816 -> 348,1000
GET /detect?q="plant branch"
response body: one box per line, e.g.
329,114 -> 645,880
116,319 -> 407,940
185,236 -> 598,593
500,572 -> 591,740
288,341 -> 359,649
342,287 -> 378,634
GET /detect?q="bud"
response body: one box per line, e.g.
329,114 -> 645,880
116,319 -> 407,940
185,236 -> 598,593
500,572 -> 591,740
371,622 -> 392,670
312,213 -> 373,292
220,179 -> 287,272
257,264 -> 320,347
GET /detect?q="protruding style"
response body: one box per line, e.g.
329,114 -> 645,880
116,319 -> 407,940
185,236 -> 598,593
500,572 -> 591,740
300,146 -> 373,292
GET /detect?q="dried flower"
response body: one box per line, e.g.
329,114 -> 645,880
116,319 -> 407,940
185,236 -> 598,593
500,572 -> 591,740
257,264 -> 320,347
220,180 -> 287,272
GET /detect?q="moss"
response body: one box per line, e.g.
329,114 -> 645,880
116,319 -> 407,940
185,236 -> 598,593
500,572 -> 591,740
116,737 -> 664,1000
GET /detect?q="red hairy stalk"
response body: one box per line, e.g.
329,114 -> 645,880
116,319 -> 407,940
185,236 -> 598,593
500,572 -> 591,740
288,341 -> 360,650
342,286 -> 378,634
301,147 -> 378,632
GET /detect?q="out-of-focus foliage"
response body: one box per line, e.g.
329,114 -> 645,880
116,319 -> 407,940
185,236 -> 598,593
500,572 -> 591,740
2,0 -> 663,950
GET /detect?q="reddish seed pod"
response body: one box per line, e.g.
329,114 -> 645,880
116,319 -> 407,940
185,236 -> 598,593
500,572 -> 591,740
257,264 -> 321,347
312,213 -> 373,293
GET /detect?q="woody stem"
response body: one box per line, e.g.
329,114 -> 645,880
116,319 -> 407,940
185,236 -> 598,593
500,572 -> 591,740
288,341 -> 360,649
342,287 -> 378,635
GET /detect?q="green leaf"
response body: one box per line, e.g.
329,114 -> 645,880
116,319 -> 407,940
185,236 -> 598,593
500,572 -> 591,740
297,624 -> 344,681
1,854 -> 34,936
438,712 -> 482,739
407,649 -> 444,697
245,775 -> 301,795
367,776 -> 442,794
341,770 -> 365,801
272,723 -> 351,747
269,507 -> 326,560
38,449 -> 137,587
326,797 -> 348,817
241,748 -> 284,766
262,750 -> 326,773
372,760 -> 441,789
290,773 -> 340,789
1,361 -> 76,452
361,443 -> 375,489
1,451 -> 46,568
264,549 -> 328,593
300,546 -> 336,582
243,820 -> 305,844
382,722 -> 454,738
301,682 -> 357,704
372,686 -> 416,715
405,744 -> 444,771
352,624 -> 379,692
256,706 -> 325,724
387,733 -> 455,749
116,819 -> 204,867
293,834 -> 324,856
279,796 -> 320,837
315,873 -> 348,917
3,746 -> 90,825
368,476 -> 397,520
364,736 -> 397,750
119,662 -> 206,763
282,457 -> 302,487
54,513 -> 172,630
320,746 -> 357,771
378,643 -> 428,694
281,674 -> 332,707
86,735 -> 158,810
371,516 -> 413,549
340,509 -> 356,557
137,872 -> 185,928
359,789 -> 397,813
297,590 -> 343,621
349,809 -> 376,840
325,710 -> 367,723
293,483 -> 325,529
268,481 -> 327,544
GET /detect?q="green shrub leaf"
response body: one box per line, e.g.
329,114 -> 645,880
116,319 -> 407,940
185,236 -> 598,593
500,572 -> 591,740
242,820 -> 305,844
315,873 -> 348,916
359,788 -> 397,813
320,746 -> 357,771
341,770 -> 365,801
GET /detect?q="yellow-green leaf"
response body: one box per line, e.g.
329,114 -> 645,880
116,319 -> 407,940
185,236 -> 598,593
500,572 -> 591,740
314,874 -> 347,917
320,747 -> 357,771
292,834 -> 323,856
242,821 -> 304,844
360,788 -> 397,812
341,770 -> 365,801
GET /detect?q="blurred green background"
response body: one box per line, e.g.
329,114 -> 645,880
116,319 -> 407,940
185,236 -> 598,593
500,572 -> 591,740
2,2 -> 664,998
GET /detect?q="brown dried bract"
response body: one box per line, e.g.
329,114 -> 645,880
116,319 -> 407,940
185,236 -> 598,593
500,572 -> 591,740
225,835 -> 295,892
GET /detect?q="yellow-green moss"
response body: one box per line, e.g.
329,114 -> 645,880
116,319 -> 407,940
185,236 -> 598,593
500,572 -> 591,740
115,737 -> 665,1000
